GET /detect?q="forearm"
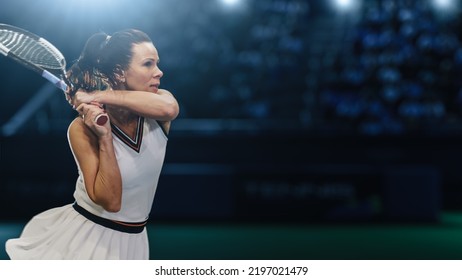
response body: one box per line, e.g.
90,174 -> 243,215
92,135 -> 122,212
95,89 -> 179,121
69,116 -> 122,212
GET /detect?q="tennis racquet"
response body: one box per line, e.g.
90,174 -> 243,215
0,23 -> 108,125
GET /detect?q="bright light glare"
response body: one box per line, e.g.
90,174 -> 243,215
331,0 -> 360,12
433,0 -> 457,10
66,0 -> 122,8
219,0 -> 247,12
434,0 -> 453,8
221,0 -> 241,6
337,0 -> 352,8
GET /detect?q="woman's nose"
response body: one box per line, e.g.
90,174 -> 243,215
155,68 -> 163,78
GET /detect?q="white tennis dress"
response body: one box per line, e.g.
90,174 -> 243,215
5,117 -> 168,259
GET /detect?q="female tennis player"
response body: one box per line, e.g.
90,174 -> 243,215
5,28 -> 179,259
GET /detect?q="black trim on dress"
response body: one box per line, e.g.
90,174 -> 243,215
110,117 -> 144,153
73,203 -> 147,234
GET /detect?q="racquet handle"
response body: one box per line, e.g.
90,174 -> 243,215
95,114 -> 108,126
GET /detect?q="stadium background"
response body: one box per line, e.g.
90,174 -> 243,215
1,0 -> 462,259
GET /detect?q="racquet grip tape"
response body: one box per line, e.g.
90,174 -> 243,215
95,114 -> 108,125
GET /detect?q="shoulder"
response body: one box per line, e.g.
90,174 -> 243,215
145,117 -> 170,136
68,117 -> 98,147
69,117 -> 86,137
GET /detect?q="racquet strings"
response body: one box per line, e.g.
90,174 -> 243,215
0,28 -> 65,72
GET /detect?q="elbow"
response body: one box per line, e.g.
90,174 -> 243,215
154,89 -> 179,120
163,101 -> 179,121
87,174 -> 123,213
100,200 -> 121,213
102,193 -> 122,212
104,203 -> 121,213
92,195 -> 121,213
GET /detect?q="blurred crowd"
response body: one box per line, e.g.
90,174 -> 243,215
159,0 -> 311,123
319,0 -> 462,135
166,0 -> 462,135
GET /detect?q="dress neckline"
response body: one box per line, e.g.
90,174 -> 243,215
110,116 -> 144,153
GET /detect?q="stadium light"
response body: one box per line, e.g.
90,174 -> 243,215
218,0 -> 247,12
431,0 -> 460,16
221,0 -> 241,6
433,0 -> 455,9
331,0 -> 361,12
337,0 -> 353,9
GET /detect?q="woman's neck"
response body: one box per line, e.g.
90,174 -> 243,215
107,107 -> 139,138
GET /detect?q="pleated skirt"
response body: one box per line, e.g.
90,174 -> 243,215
5,204 -> 149,260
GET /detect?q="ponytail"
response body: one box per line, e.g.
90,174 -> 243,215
66,33 -> 111,96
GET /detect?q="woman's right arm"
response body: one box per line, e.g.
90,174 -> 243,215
72,89 -> 179,122
68,104 -> 122,212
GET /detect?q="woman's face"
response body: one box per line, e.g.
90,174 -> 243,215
124,42 -> 163,93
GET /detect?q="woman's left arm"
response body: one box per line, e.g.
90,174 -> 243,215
73,89 -> 179,121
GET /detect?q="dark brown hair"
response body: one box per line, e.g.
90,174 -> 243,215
67,29 -> 152,95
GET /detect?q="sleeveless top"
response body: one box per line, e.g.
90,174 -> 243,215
67,117 -> 168,223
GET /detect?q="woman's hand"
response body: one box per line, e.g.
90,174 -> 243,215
76,102 -> 110,137
72,90 -> 101,109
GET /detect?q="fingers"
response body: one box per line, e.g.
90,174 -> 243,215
77,103 -> 107,125
74,91 -> 104,112
90,101 -> 104,109
73,90 -> 99,108
72,91 -> 84,109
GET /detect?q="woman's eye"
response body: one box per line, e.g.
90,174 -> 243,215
144,61 -> 153,67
